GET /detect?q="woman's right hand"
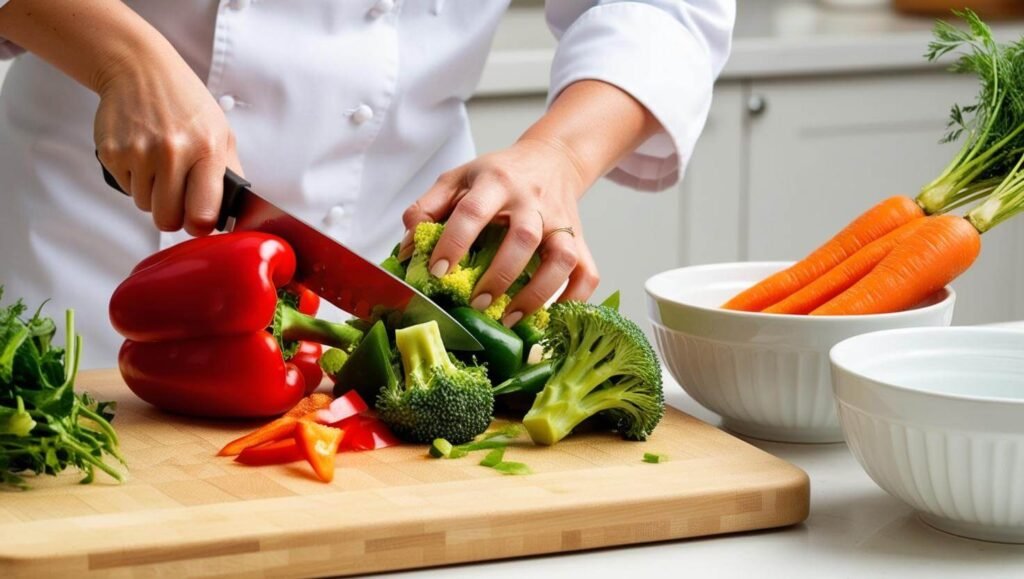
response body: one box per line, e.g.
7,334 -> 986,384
93,51 -> 241,236
0,0 -> 242,235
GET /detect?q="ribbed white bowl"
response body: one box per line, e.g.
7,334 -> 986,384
832,327 -> 1024,543
645,262 -> 955,443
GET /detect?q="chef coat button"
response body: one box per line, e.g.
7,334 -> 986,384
351,104 -> 374,125
230,0 -> 251,11
323,206 -> 348,228
218,95 -> 236,112
368,0 -> 395,18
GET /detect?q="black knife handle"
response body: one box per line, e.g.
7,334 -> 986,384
96,151 -> 251,231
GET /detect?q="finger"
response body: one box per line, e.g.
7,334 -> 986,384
183,154 -> 225,236
402,170 -> 463,229
129,156 -> 156,212
430,183 -> 505,277
149,139 -> 191,232
470,209 -> 542,312
96,140 -> 133,201
399,170 -> 464,259
398,188 -> 464,262
502,230 -> 579,327
559,237 -> 600,303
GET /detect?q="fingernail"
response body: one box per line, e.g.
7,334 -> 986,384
471,293 -> 492,311
430,259 -> 450,278
502,311 -> 523,328
400,228 -> 412,247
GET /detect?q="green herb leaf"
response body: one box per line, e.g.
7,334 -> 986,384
0,289 -> 125,488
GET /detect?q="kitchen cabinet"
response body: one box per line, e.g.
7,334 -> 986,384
471,68 -> 1024,326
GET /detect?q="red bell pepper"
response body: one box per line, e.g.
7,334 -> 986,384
110,232 -> 363,418
284,282 -> 321,316
296,421 -> 343,482
291,341 -> 325,395
282,282 -> 324,394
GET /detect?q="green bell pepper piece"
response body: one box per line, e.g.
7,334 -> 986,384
449,307 -> 523,382
329,320 -> 398,402
492,359 -> 555,397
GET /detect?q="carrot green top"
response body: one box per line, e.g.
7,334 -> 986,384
916,10 -> 1024,216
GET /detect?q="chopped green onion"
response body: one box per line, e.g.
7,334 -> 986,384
479,448 -> 505,468
492,461 -> 532,476
643,452 -> 668,464
428,438 -> 453,459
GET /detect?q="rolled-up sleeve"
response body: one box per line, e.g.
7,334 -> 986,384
546,0 -> 734,192
0,0 -> 27,59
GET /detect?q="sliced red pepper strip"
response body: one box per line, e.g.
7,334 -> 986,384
219,416 -> 298,457
314,390 -> 368,424
235,439 -> 304,466
336,415 -> 400,452
219,393 -> 334,456
296,421 -> 344,483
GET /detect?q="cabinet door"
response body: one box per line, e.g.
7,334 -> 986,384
467,95 -> 682,328
678,83 -> 745,265
746,72 -> 1024,324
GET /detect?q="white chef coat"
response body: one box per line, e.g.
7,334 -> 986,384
0,0 -> 734,368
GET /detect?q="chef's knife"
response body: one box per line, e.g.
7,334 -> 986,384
98,160 -> 482,351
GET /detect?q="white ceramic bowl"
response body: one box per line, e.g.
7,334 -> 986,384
645,262 -> 955,443
831,327 -> 1024,543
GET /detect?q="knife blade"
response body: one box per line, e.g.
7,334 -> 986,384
99,160 -> 482,351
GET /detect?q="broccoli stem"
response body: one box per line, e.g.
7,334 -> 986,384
278,306 -> 364,350
395,321 -> 454,387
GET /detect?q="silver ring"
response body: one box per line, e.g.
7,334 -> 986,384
543,226 -> 575,243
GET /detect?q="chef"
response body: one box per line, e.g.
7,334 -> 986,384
0,0 -> 733,368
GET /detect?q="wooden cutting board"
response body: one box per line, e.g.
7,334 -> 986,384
0,370 -> 809,578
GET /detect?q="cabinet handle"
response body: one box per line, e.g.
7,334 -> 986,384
747,94 -> 767,116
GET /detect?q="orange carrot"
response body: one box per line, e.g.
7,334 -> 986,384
764,218 -> 929,315
811,214 -> 980,316
723,196 -> 924,312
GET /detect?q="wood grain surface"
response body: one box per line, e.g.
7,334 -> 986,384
0,370 -> 809,578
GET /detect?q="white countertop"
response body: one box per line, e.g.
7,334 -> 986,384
477,0 -> 1024,96
384,324 -> 1024,579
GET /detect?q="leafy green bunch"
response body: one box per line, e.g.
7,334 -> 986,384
919,10 -> 1024,213
0,289 -> 125,488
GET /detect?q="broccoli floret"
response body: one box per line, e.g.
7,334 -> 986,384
404,222 -> 445,297
402,222 -> 536,321
522,301 -> 664,445
375,321 -> 494,444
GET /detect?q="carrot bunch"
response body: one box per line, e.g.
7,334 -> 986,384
724,11 -> 1024,316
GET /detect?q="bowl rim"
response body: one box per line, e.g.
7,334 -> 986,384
830,326 -> 1024,406
644,261 -> 956,322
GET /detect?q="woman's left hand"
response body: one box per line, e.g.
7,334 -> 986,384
400,137 -> 600,327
